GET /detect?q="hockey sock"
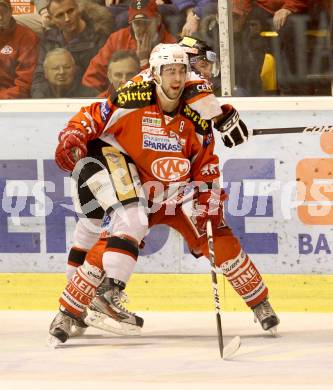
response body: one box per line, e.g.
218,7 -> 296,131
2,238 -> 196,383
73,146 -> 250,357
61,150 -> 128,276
221,250 -> 268,307
59,262 -> 104,317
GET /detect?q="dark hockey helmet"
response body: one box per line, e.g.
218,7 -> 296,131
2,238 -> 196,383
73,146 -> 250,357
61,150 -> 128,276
178,36 -> 219,77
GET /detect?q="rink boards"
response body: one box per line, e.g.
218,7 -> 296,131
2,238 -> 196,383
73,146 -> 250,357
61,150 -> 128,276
1,273 -> 333,312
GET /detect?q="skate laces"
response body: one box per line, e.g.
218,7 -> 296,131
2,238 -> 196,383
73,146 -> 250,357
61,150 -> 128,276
112,289 -> 133,315
119,290 -> 129,304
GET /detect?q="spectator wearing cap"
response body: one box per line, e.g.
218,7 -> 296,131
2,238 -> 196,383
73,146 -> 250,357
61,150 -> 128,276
83,0 -> 176,92
0,0 -> 39,98
31,0 -> 109,98
99,50 -> 141,97
32,48 -> 98,97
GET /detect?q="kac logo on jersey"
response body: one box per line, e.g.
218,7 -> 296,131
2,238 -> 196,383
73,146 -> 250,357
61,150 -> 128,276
151,157 -> 190,181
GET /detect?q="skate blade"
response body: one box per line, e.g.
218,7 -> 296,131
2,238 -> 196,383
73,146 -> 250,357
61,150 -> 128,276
268,326 -> 278,337
222,336 -> 241,360
85,311 -> 141,336
46,334 -> 63,348
69,325 -> 87,338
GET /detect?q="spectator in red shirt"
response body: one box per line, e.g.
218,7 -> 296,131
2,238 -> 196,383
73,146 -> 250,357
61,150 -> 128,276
83,0 -> 176,92
238,1 -> 309,30
0,0 -> 39,99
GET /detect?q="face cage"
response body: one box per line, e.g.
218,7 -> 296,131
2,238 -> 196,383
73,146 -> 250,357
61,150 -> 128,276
189,51 -> 220,78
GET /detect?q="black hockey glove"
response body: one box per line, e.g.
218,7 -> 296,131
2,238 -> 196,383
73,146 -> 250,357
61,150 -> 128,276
215,104 -> 249,148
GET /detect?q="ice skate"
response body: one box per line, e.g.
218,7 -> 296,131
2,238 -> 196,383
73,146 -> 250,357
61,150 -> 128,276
68,279 -> 110,337
68,310 -> 88,337
47,310 -> 73,347
252,298 -> 280,336
85,278 -> 144,335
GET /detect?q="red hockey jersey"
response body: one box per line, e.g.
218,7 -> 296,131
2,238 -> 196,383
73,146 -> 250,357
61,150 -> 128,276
66,79 -> 220,199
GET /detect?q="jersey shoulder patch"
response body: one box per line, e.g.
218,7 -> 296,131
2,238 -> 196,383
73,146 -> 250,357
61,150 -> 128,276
110,80 -> 156,109
183,79 -> 214,103
182,104 -> 212,135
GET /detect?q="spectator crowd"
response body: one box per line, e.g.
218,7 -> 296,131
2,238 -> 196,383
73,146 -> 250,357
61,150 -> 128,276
0,0 -> 332,99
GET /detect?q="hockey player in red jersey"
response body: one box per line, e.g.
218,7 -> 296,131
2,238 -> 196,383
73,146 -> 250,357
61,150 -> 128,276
59,39 -> 250,338
48,44 -> 279,345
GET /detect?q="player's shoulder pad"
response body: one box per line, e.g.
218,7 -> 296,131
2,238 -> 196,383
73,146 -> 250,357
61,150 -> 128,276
110,80 -> 156,109
181,104 -> 213,136
183,74 -> 214,102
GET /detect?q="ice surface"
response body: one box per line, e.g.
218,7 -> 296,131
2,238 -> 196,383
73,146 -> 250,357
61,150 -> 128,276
0,311 -> 333,390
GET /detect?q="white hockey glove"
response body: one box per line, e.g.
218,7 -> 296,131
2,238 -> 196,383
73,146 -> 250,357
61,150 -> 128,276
215,104 -> 249,148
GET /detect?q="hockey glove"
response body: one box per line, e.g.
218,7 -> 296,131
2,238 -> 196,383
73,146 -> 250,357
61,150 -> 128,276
194,189 -> 226,231
215,104 -> 249,148
55,128 -> 88,172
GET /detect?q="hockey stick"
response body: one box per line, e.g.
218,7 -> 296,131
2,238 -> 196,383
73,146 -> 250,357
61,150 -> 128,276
252,125 -> 333,136
206,220 -> 241,360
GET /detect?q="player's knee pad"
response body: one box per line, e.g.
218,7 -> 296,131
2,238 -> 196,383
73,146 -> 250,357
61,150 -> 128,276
106,235 -> 139,260
103,235 -> 139,283
66,246 -> 87,281
110,202 -> 149,243
68,247 -> 87,267
73,218 -> 102,250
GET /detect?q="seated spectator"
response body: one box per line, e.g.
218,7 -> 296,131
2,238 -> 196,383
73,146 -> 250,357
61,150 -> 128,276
31,0 -> 109,97
104,0 -> 192,37
104,0 -> 191,36
0,0 -> 39,99
99,50 -> 141,97
83,0 -> 176,92
31,48 -> 98,98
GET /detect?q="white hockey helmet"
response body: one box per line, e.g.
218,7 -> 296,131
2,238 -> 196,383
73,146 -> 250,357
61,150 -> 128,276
149,43 -> 191,76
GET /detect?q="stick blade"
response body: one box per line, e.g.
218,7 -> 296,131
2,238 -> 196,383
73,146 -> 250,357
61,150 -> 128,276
222,336 -> 241,360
